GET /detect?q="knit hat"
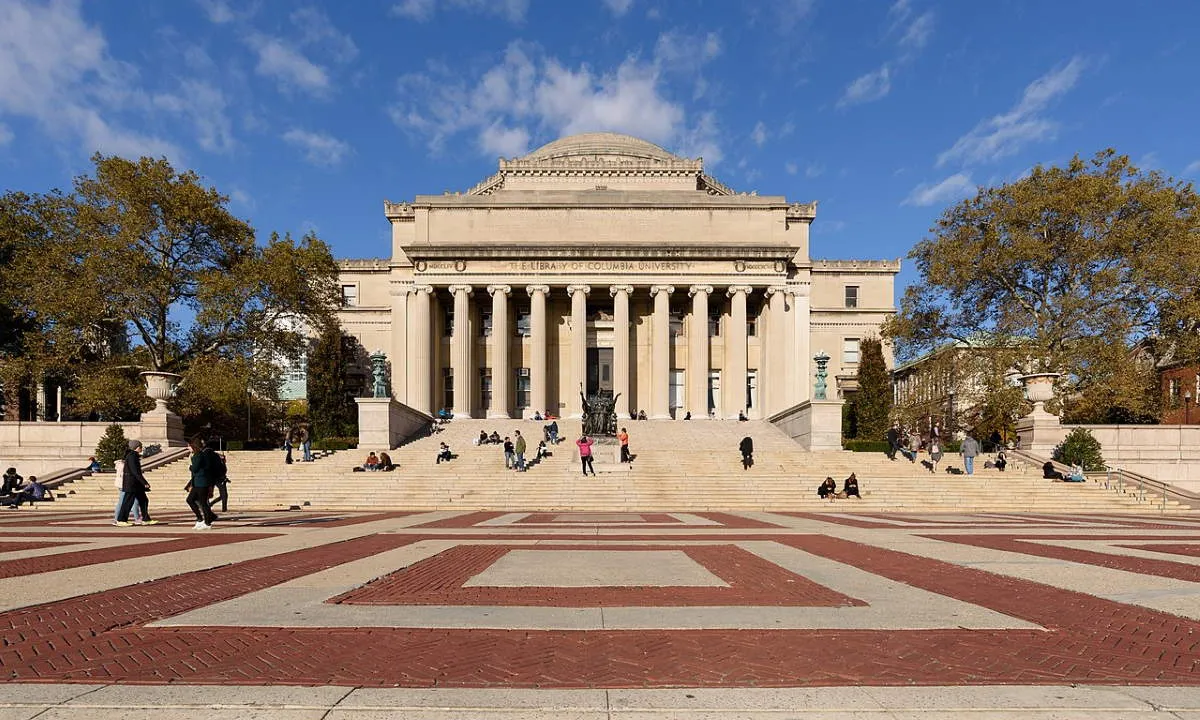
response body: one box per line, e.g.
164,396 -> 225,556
127,440 -> 142,450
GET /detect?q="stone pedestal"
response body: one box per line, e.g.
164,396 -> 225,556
356,398 -> 432,450
138,411 -> 186,448
1015,411 -> 1068,455
768,399 -> 845,451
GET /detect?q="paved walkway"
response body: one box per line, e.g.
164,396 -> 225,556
3,507 -> 1200,717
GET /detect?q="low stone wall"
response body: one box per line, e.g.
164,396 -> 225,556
768,399 -> 844,451
356,398 -> 433,450
0,421 -> 146,475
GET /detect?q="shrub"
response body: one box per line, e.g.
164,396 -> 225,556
94,423 -> 127,470
226,440 -> 244,451
843,440 -> 890,453
315,436 -> 358,451
1052,428 -> 1106,471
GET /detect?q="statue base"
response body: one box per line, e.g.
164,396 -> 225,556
355,398 -> 432,450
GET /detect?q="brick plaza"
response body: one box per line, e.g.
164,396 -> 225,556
3,507 -> 1200,717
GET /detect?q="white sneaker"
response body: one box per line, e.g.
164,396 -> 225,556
197,523 -> 212,530
193,521 -> 205,529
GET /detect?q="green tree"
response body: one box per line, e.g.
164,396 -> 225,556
885,150 -> 1200,422
1052,427 -> 1106,471
94,423 -> 128,470
855,337 -> 893,441
307,320 -> 358,440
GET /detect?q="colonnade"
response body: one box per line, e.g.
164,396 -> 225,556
390,282 -> 811,420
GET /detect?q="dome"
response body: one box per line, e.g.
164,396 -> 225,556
521,133 -> 683,163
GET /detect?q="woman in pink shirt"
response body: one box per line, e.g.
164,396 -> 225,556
576,435 -> 596,476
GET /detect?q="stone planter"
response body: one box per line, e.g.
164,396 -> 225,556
1019,372 -> 1060,416
139,371 -> 182,413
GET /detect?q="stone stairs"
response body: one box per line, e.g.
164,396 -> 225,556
45,419 -> 1190,514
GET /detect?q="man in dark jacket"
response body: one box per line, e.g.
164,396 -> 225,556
187,436 -> 218,529
115,440 -> 157,526
885,423 -> 900,461
739,436 -> 754,470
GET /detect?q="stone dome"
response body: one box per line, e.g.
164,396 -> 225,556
521,133 -> 683,163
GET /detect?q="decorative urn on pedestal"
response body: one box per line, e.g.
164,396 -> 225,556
139,371 -> 183,413
1018,372 -> 1061,417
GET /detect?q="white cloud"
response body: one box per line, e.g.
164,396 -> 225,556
784,161 -> 798,175
249,34 -> 330,95
290,6 -> 359,63
1183,160 -> 1200,176
154,81 -> 234,153
0,123 -> 12,145
937,56 -> 1086,168
750,121 -> 767,147
899,11 -> 934,50
838,65 -> 891,107
392,0 -> 529,23
0,0 -> 182,161
805,162 -> 824,178
229,187 -> 255,210
903,172 -> 977,206
197,0 -> 235,23
282,128 -> 351,166
603,0 -> 634,16
774,0 -> 817,31
392,40 -> 721,163
654,30 -> 721,75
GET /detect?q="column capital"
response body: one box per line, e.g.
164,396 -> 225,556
688,284 -> 714,297
726,284 -> 754,297
447,284 -> 473,295
609,284 -> 634,297
412,284 -> 434,295
765,285 -> 789,297
649,284 -> 675,297
526,284 -> 550,296
486,284 -> 512,297
566,284 -> 591,297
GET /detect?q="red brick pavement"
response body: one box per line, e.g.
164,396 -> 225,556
0,541 -> 73,553
926,533 -> 1200,583
0,531 -> 275,579
3,529 -> 1200,686
333,543 -> 864,607
516,513 -> 681,524
1117,543 -> 1200,559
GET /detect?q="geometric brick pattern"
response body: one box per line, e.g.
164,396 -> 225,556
3,510 -> 1200,687
332,542 -> 866,607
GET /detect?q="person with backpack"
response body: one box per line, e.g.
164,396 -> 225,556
185,436 -> 218,530
739,436 -> 754,470
207,447 -> 230,514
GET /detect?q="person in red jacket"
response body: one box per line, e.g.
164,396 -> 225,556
576,435 -> 596,476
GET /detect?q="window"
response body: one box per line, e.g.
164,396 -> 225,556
747,317 -> 757,337
844,285 -> 859,308
1169,377 -> 1181,406
515,367 -> 531,409
481,310 -> 493,337
480,368 -> 492,410
340,284 -> 358,307
708,310 -> 722,337
747,369 -> 757,410
842,338 -> 860,364
669,312 -> 683,337
442,368 -> 454,412
516,310 -> 531,337
443,303 -> 455,337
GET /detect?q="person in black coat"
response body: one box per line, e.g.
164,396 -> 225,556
885,423 -> 900,461
818,477 -> 838,499
186,436 -> 218,529
842,473 -> 861,499
739,436 -> 754,470
115,440 -> 157,526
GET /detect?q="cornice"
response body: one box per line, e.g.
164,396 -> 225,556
402,245 -> 798,261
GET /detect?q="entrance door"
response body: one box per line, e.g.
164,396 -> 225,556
586,348 -> 614,396
708,370 -> 721,418
669,370 -> 685,415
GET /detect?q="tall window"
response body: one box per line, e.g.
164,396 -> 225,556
844,285 -> 859,308
442,368 -> 454,412
340,284 -> 358,307
747,316 -> 758,337
1169,377 -> 1181,406
516,310 -> 532,337
708,309 -> 722,337
515,367 -> 531,409
480,368 -> 492,410
842,337 -> 860,364
481,309 -> 493,337
443,303 -> 454,337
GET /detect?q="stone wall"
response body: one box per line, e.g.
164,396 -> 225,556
0,421 -> 144,475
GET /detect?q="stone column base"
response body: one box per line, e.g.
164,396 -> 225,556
1015,411 -> 1068,455
767,399 -> 845,451
138,411 -> 186,447
356,398 -> 433,450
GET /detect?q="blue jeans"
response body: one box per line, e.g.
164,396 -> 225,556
964,456 -> 975,475
113,490 -> 143,521
302,441 -> 312,462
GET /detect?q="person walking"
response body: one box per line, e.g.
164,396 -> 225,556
111,457 -> 143,524
298,423 -> 312,462
185,437 -> 218,530
617,427 -> 631,463
885,422 -> 900,461
739,436 -> 754,470
206,447 -> 230,513
547,419 -> 559,445
514,430 -> 527,471
115,441 -> 158,526
502,436 -> 515,469
928,438 -> 944,474
576,435 -> 596,476
283,427 -> 294,465
961,434 -> 980,476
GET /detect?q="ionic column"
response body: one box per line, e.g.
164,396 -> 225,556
409,285 -> 434,415
610,284 -> 633,420
527,285 -> 549,419
449,285 -> 473,417
765,286 -> 787,416
487,284 -> 512,419
725,285 -> 752,418
688,285 -> 713,418
649,285 -> 674,419
567,284 -> 591,418
389,282 -> 409,403
792,286 -> 811,404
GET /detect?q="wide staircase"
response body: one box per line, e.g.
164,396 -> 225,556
48,419 -> 1190,514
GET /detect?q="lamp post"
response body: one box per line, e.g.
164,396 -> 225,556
1185,390 -> 1193,425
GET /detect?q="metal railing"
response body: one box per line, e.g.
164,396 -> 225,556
1008,447 -> 1198,511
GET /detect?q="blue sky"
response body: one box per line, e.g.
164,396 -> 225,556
1,0 -> 1198,292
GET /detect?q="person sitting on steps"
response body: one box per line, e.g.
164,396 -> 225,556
994,450 -> 1007,472
1042,461 -> 1064,480
378,452 -> 395,471
364,452 -> 380,471
1064,463 -> 1087,482
476,431 -> 488,446
818,477 -> 838,500
436,443 -> 452,464
841,473 -> 861,499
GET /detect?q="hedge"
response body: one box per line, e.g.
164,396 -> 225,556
843,440 -> 890,453
315,437 -> 358,451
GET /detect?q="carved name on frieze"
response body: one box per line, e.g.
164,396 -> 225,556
505,260 -> 696,272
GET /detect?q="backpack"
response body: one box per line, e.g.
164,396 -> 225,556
207,449 -> 228,484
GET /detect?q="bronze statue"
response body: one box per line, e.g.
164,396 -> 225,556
580,383 -> 620,436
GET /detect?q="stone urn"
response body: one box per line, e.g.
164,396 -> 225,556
1019,372 -> 1061,416
139,371 -> 182,413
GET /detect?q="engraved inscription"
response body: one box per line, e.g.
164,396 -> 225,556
505,260 -> 695,272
